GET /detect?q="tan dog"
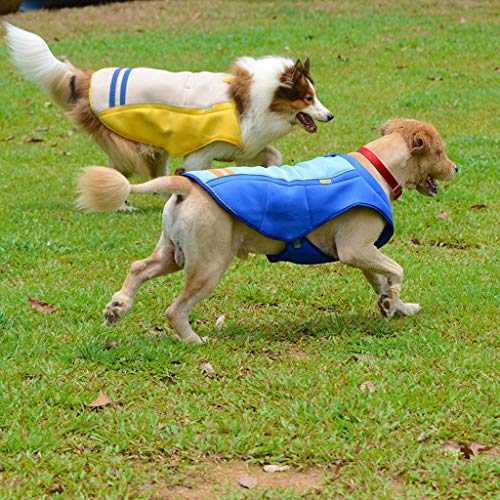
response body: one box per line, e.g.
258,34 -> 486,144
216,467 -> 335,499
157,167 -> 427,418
77,119 -> 457,343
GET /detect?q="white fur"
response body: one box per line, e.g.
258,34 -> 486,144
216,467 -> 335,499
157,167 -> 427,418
5,23 -> 69,87
235,56 -> 296,158
5,24 -> 333,182
235,56 -> 332,157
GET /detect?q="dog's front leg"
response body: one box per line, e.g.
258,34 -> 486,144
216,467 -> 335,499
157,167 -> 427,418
335,211 -> 420,319
337,240 -> 419,319
362,270 -> 421,318
235,145 -> 282,167
103,236 -> 180,326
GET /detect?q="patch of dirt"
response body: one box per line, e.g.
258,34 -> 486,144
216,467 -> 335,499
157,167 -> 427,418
149,460 -> 327,499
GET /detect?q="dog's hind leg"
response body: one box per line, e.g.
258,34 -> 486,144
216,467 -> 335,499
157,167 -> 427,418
103,235 -> 180,326
145,147 -> 170,179
165,251 -> 236,344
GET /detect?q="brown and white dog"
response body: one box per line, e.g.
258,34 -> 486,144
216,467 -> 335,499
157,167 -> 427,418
77,119 -> 457,343
5,23 -> 333,182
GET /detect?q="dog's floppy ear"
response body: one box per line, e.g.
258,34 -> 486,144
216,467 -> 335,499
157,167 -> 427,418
381,119 -> 433,155
380,119 -> 405,136
409,131 -> 428,154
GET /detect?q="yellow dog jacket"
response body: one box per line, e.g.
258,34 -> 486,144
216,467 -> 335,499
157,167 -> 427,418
89,67 -> 242,157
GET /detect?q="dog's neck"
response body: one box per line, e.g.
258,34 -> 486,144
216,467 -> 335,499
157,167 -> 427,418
349,134 -> 410,201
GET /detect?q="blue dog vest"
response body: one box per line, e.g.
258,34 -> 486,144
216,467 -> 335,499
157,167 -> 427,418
183,154 -> 394,264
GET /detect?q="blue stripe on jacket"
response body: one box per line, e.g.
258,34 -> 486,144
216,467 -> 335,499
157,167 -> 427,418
108,67 -> 122,108
119,68 -> 133,106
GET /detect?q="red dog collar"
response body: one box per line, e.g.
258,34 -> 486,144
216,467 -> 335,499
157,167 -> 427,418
357,146 -> 402,200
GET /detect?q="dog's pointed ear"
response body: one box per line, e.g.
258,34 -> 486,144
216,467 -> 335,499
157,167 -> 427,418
303,57 -> 310,74
292,58 -> 305,81
280,61 -> 300,88
279,70 -> 294,88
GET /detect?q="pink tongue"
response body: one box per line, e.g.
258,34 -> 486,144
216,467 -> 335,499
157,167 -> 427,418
297,112 -> 317,133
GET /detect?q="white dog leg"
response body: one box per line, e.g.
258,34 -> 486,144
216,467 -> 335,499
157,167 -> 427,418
165,254 -> 235,343
103,236 -> 179,325
236,145 -> 282,167
338,243 -> 406,319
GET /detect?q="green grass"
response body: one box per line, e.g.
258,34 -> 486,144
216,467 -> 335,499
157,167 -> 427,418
0,1 -> 499,497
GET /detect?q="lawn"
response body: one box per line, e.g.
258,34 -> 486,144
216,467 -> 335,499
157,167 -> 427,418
0,0 -> 498,497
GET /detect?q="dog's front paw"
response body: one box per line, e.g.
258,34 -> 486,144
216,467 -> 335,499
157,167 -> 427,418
377,293 -> 395,318
103,295 -> 132,326
395,302 -> 422,317
118,201 -> 137,212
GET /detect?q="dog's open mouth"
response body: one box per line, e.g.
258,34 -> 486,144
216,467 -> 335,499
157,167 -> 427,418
295,112 -> 318,133
426,175 -> 439,196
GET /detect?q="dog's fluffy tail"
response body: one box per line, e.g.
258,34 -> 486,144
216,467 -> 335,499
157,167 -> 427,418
4,23 -> 80,111
76,167 -> 193,212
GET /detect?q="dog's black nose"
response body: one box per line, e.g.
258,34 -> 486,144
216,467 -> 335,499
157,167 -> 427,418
326,113 -> 334,122
454,165 -> 459,173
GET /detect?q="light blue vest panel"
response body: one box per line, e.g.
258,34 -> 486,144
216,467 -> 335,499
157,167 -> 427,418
183,154 -> 394,264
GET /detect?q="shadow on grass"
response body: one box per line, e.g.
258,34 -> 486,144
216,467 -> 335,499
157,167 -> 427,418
74,311 -> 401,372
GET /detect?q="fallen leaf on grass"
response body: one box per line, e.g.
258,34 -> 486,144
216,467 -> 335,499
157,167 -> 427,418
198,362 -> 215,374
239,476 -> 258,489
360,381 -> 376,393
263,464 -> 291,473
215,315 -> 225,327
470,442 -> 494,456
104,340 -> 118,350
29,298 -> 57,314
417,432 -> 431,443
439,440 -> 493,459
435,211 -> 449,219
470,203 -> 487,210
88,393 -> 113,408
410,238 -> 421,246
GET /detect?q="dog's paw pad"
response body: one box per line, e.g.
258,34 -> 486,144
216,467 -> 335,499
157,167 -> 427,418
377,293 -> 393,318
103,299 -> 131,325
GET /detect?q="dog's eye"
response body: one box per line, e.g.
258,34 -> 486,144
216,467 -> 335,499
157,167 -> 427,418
305,95 -> 314,103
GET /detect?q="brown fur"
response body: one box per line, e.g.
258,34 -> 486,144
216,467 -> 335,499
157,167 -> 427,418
227,65 -> 252,115
77,120 -> 457,343
270,58 -> 316,114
